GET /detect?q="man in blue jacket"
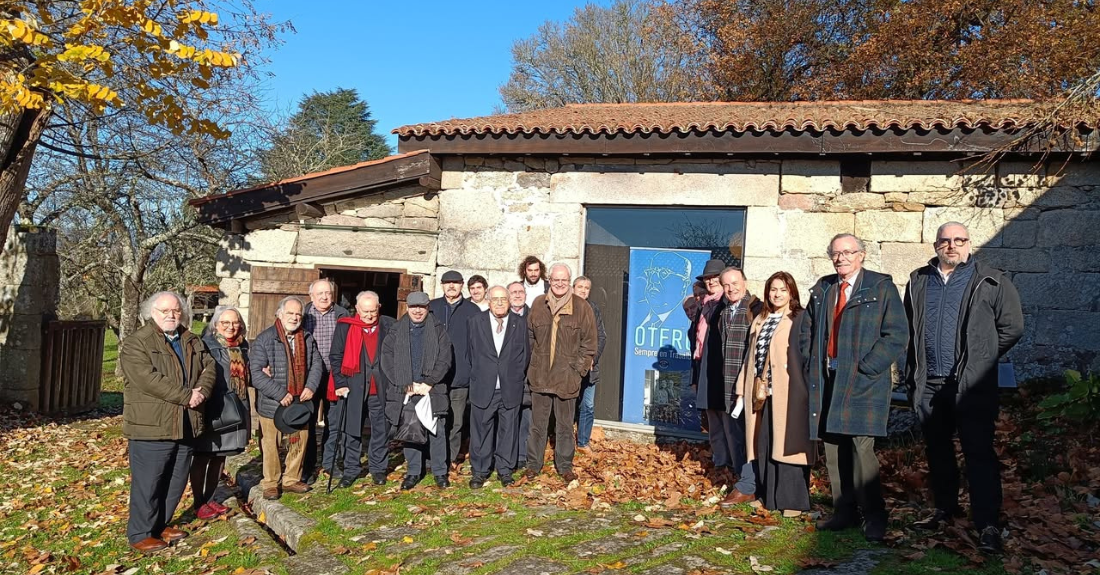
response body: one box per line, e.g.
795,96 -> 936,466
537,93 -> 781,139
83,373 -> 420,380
904,222 -> 1023,554
428,270 -> 479,469
803,233 -> 907,542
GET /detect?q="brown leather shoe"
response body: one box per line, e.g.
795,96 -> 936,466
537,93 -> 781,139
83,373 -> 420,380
130,537 -> 168,553
283,481 -> 311,494
719,489 -> 757,508
262,487 -> 280,500
560,470 -> 578,482
159,527 -> 188,542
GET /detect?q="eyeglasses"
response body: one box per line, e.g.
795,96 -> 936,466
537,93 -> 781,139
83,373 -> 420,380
935,237 -> 970,248
489,297 -> 509,302
549,279 -> 570,284
829,250 -> 862,260
217,321 -> 241,327
154,307 -> 182,316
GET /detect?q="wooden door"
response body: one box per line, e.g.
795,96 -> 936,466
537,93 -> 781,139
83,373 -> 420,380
395,273 -> 423,319
248,266 -> 320,338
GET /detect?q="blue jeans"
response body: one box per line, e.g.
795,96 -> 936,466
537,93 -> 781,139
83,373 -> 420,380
576,381 -> 596,447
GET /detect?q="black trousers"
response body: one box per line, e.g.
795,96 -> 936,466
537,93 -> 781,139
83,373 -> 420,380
127,439 -> 193,544
323,393 -> 390,479
921,379 -> 1001,529
447,387 -> 469,465
302,393 -> 323,480
470,390 -> 520,478
527,392 -> 576,474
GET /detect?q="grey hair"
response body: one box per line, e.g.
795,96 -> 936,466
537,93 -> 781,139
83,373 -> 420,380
506,280 -> 524,291
355,290 -> 380,307
573,275 -> 592,287
275,296 -> 304,316
139,291 -> 191,327
548,262 -> 572,279
720,267 -> 746,281
308,278 -> 336,295
827,233 -> 867,255
935,221 -> 969,238
206,306 -> 246,337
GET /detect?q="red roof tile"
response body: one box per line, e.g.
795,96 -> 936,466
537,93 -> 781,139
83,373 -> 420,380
394,100 -> 1089,138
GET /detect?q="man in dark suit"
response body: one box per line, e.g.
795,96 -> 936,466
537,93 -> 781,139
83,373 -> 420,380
326,291 -> 395,488
465,286 -> 529,488
803,233 -> 907,542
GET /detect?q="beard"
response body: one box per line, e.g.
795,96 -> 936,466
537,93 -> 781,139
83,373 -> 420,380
938,252 -> 965,267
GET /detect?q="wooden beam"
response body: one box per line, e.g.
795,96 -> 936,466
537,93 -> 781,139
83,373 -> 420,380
295,202 -> 325,219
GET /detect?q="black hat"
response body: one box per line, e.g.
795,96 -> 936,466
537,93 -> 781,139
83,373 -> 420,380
406,291 -> 430,306
440,270 -> 463,283
274,400 -> 313,435
696,259 -> 726,281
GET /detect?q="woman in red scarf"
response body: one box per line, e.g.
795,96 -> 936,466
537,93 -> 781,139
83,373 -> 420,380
191,307 -> 251,520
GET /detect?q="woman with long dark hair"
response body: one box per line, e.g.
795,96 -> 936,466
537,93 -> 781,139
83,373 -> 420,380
191,306 -> 251,520
736,272 -> 815,517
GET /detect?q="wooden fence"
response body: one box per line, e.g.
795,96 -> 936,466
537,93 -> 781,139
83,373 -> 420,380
39,320 -> 106,414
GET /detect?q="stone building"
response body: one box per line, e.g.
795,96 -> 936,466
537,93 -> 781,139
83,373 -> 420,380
194,100 -> 1099,428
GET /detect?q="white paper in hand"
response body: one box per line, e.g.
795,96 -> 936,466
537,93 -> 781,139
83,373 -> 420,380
731,397 -> 744,418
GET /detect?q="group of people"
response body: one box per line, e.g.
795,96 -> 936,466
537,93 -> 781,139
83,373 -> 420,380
689,223 -> 1022,555
121,221 -> 1022,556
120,256 -> 607,553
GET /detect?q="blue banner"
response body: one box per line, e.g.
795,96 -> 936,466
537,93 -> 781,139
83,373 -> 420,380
621,247 -> 710,430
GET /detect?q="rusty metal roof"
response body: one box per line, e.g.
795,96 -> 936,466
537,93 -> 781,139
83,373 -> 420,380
394,99 -> 1086,138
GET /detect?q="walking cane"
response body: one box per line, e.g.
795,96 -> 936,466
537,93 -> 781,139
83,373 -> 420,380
326,394 -> 348,494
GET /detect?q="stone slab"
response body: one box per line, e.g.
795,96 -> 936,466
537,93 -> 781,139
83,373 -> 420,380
239,229 -> 298,264
355,203 -> 404,219
871,161 -> 992,193
854,211 -> 923,243
782,160 -> 841,194
494,557 -> 569,575
550,167 -> 780,207
437,545 -> 521,575
972,248 -> 1050,274
464,169 -> 516,189
243,483 -> 316,551
569,529 -> 664,559
1001,220 -> 1038,249
437,228 -> 520,270
780,212 -> 855,256
637,555 -> 723,575
541,515 -> 616,538
284,550 -> 349,575
798,548 -> 889,575
1014,273 -> 1100,312
1033,311 -> 1100,350
878,243 -> 935,286
330,510 -> 395,530
1037,210 -> 1100,247
295,228 -> 436,263
824,192 -> 886,212
1050,246 -> 1100,272
744,206 -> 781,258
440,189 -> 504,231
231,514 -> 287,562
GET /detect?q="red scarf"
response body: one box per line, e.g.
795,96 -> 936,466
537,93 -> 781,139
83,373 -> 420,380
327,316 -> 380,400
694,292 -> 722,360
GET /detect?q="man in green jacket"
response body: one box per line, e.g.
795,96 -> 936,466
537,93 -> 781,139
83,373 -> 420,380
121,291 -> 215,553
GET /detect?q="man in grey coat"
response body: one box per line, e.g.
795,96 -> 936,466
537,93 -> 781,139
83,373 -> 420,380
904,222 -> 1023,554
250,296 -> 323,500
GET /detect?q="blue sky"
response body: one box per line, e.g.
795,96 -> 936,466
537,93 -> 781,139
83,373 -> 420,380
257,1 -> 610,149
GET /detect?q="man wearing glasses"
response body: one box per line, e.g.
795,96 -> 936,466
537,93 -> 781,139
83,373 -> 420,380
803,233 -> 907,542
904,222 -> 1022,554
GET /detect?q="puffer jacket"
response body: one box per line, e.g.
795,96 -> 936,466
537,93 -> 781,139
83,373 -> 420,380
249,325 -> 323,419
121,322 -> 215,440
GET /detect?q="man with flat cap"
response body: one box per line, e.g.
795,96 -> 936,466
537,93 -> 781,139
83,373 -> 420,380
465,285 -> 529,488
690,259 -> 734,471
428,270 -> 479,470
383,291 -> 454,489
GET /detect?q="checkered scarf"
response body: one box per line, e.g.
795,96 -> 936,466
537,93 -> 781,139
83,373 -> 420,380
754,313 -> 783,378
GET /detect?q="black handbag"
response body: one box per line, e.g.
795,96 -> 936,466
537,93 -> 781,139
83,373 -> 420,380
208,390 -> 246,432
394,396 -> 428,444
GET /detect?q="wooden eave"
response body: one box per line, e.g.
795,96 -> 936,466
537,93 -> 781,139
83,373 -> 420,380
191,151 -> 441,227
397,126 -> 1097,156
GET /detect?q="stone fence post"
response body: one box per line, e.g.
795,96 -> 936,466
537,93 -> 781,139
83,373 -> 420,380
0,225 -> 60,410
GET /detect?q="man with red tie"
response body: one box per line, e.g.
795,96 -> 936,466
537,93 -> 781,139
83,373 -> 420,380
803,233 -> 907,542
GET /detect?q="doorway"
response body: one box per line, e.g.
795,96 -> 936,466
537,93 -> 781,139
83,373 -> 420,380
320,268 -> 402,318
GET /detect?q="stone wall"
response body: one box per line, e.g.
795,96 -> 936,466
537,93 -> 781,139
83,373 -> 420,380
0,226 -> 60,409
216,189 -> 439,326
437,156 -> 1099,380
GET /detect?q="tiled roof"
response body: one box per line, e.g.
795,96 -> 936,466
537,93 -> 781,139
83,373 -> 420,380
394,99 -> 1085,137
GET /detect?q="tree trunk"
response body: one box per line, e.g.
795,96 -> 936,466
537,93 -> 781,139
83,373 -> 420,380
0,106 -> 51,246
115,251 -> 151,376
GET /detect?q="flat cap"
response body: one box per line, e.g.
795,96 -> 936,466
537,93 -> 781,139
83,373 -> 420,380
406,291 -> 430,306
440,270 -> 463,283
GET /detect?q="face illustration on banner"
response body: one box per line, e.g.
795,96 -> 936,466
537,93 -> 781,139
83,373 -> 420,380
641,252 -> 692,316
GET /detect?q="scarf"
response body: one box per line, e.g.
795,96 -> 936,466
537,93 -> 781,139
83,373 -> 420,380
275,319 -> 307,396
216,333 -> 249,397
337,316 -> 376,376
545,289 -> 574,368
694,292 -> 722,360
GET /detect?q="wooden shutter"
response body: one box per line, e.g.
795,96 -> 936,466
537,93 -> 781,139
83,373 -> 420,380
395,273 -> 423,318
248,266 -> 320,338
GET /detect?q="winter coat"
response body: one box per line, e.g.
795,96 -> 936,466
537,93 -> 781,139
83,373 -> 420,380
904,258 -> 1023,420
583,301 -> 607,386
526,293 -> 597,399
720,294 -> 763,410
381,315 -> 453,425
427,297 -> 478,389
330,316 -> 396,437
690,296 -> 729,411
737,311 -> 815,466
121,322 -> 215,441
192,334 -> 251,455
249,325 -> 323,419
803,269 -> 908,439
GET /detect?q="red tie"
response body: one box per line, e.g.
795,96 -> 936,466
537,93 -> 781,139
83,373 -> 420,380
828,281 -> 849,359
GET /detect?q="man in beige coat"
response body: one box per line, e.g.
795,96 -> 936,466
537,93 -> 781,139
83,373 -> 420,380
525,263 -> 597,482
